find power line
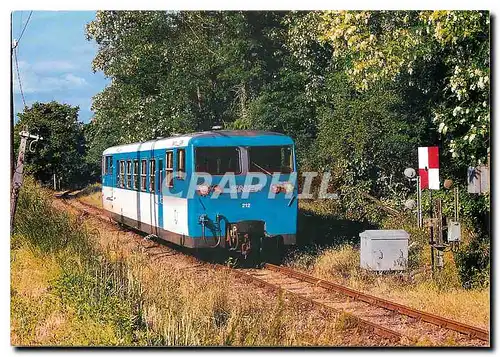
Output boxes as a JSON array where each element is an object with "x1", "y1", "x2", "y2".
[
  {"x1": 13, "y1": 48, "x2": 27, "y2": 109},
  {"x1": 17, "y1": 10, "x2": 32, "y2": 45},
  {"x1": 19, "y1": 12, "x2": 23, "y2": 37},
  {"x1": 12, "y1": 11, "x2": 33, "y2": 111}
]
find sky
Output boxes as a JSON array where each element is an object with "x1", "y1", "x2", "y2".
[{"x1": 11, "y1": 11, "x2": 109, "y2": 123}]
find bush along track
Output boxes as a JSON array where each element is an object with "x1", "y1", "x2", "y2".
[
  {"x1": 53, "y1": 186, "x2": 488, "y2": 347},
  {"x1": 11, "y1": 178, "x2": 161, "y2": 346},
  {"x1": 12, "y1": 180, "x2": 396, "y2": 346}
]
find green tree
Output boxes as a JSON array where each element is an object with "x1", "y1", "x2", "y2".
[
  {"x1": 86, "y1": 11, "x2": 289, "y2": 153},
  {"x1": 15, "y1": 101, "x2": 89, "y2": 188},
  {"x1": 286, "y1": 10, "x2": 490, "y2": 287},
  {"x1": 294, "y1": 10, "x2": 490, "y2": 169},
  {"x1": 282, "y1": 13, "x2": 435, "y2": 191},
  {"x1": 240, "y1": 59, "x2": 317, "y2": 166}
]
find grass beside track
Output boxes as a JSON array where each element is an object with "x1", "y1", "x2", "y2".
[
  {"x1": 11, "y1": 179, "x2": 157, "y2": 346},
  {"x1": 11, "y1": 179, "x2": 388, "y2": 347},
  {"x1": 289, "y1": 201, "x2": 490, "y2": 332},
  {"x1": 77, "y1": 183, "x2": 102, "y2": 208}
]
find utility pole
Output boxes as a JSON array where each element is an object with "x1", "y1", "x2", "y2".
[
  {"x1": 416, "y1": 175, "x2": 423, "y2": 228},
  {"x1": 10, "y1": 14, "x2": 15, "y2": 179},
  {"x1": 10, "y1": 130, "x2": 41, "y2": 231}
]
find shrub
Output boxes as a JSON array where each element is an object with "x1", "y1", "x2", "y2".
[
  {"x1": 12, "y1": 178, "x2": 157, "y2": 346},
  {"x1": 454, "y1": 235, "x2": 490, "y2": 289},
  {"x1": 314, "y1": 245, "x2": 359, "y2": 280}
]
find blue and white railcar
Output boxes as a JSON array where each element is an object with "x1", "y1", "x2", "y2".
[{"x1": 101, "y1": 130, "x2": 297, "y2": 258}]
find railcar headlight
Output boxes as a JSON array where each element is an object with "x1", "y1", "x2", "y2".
[
  {"x1": 282, "y1": 182, "x2": 294, "y2": 194},
  {"x1": 197, "y1": 184, "x2": 210, "y2": 196},
  {"x1": 271, "y1": 184, "x2": 281, "y2": 194}
]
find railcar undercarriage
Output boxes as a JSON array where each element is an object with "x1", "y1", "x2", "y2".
[
  {"x1": 225, "y1": 220, "x2": 284, "y2": 264},
  {"x1": 198, "y1": 214, "x2": 284, "y2": 263}
]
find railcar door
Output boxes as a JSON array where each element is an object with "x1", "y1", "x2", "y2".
[
  {"x1": 149, "y1": 154, "x2": 164, "y2": 236},
  {"x1": 148, "y1": 157, "x2": 158, "y2": 235},
  {"x1": 109, "y1": 156, "x2": 114, "y2": 209},
  {"x1": 156, "y1": 157, "x2": 164, "y2": 235},
  {"x1": 102, "y1": 155, "x2": 114, "y2": 211}
]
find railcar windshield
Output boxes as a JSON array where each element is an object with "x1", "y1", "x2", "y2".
[
  {"x1": 195, "y1": 147, "x2": 241, "y2": 175},
  {"x1": 248, "y1": 145, "x2": 293, "y2": 174}
]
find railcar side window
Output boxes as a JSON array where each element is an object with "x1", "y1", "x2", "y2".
[
  {"x1": 126, "y1": 161, "x2": 132, "y2": 188},
  {"x1": 106, "y1": 156, "x2": 113, "y2": 174},
  {"x1": 248, "y1": 146, "x2": 293, "y2": 174},
  {"x1": 149, "y1": 159, "x2": 156, "y2": 192},
  {"x1": 177, "y1": 149, "x2": 185, "y2": 178},
  {"x1": 103, "y1": 156, "x2": 113, "y2": 175},
  {"x1": 158, "y1": 159, "x2": 163, "y2": 192},
  {"x1": 133, "y1": 160, "x2": 139, "y2": 190},
  {"x1": 119, "y1": 161, "x2": 125, "y2": 188},
  {"x1": 166, "y1": 151, "x2": 174, "y2": 188},
  {"x1": 141, "y1": 160, "x2": 147, "y2": 191},
  {"x1": 195, "y1": 147, "x2": 241, "y2": 175}
]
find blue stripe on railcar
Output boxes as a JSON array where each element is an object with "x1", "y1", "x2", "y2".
[
  {"x1": 189, "y1": 134, "x2": 293, "y2": 149},
  {"x1": 187, "y1": 173, "x2": 298, "y2": 239},
  {"x1": 102, "y1": 131, "x2": 298, "y2": 249}
]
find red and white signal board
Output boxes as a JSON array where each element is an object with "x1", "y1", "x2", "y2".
[{"x1": 418, "y1": 146, "x2": 440, "y2": 190}]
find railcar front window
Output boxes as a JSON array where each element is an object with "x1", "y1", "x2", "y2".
[
  {"x1": 195, "y1": 147, "x2": 241, "y2": 175},
  {"x1": 248, "y1": 146, "x2": 293, "y2": 174},
  {"x1": 106, "y1": 156, "x2": 113, "y2": 174}
]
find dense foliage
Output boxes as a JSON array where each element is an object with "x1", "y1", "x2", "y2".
[
  {"x1": 15, "y1": 11, "x2": 488, "y2": 287},
  {"x1": 86, "y1": 11, "x2": 290, "y2": 156},
  {"x1": 14, "y1": 101, "x2": 96, "y2": 187},
  {"x1": 296, "y1": 10, "x2": 490, "y2": 169},
  {"x1": 86, "y1": 10, "x2": 489, "y2": 190}
]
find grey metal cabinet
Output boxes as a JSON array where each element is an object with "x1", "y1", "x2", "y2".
[{"x1": 360, "y1": 230, "x2": 409, "y2": 271}]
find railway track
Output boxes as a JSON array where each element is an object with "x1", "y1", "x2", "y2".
[
  {"x1": 233, "y1": 264, "x2": 489, "y2": 346},
  {"x1": 264, "y1": 264, "x2": 489, "y2": 342},
  {"x1": 55, "y1": 192, "x2": 489, "y2": 346},
  {"x1": 231, "y1": 266, "x2": 405, "y2": 343}
]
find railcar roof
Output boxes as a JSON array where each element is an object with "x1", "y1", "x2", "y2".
[
  {"x1": 189, "y1": 130, "x2": 286, "y2": 138},
  {"x1": 102, "y1": 130, "x2": 292, "y2": 155}
]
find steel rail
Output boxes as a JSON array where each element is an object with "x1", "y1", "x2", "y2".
[
  {"x1": 55, "y1": 195, "x2": 488, "y2": 343},
  {"x1": 231, "y1": 269, "x2": 405, "y2": 342},
  {"x1": 264, "y1": 263, "x2": 489, "y2": 342},
  {"x1": 57, "y1": 194, "x2": 114, "y2": 224},
  {"x1": 57, "y1": 197, "x2": 405, "y2": 343}
]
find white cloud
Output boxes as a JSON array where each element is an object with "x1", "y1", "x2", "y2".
[
  {"x1": 13, "y1": 60, "x2": 87, "y2": 94},
  {"x1": 64, "y1": 73, "x2": 87, "y2": 86},
  {"x1": 31, "y1": 60, "x2": 77, "y2": 72}
]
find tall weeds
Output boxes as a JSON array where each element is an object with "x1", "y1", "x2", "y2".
[
  {"x1": 12, "y1": 178, "x2": 156, "y2": 346},
  {"x1": 12, "y1": 179, "x2": 383, "y2": 346}
]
